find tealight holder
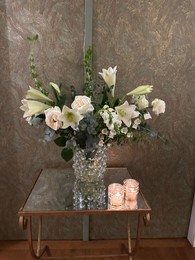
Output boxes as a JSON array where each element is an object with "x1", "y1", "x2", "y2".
[
  {"x1": 124, "y1": 199, "x2": 138, "y2": 209},
  {"x1": 108, "y1": 183, "x2": 124, "y2": 206},
  {"x1": 123, "y1": 179, "x2": 139, "y2": 201}
]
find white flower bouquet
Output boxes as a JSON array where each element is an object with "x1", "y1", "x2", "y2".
[{"x1": 20, "y1": 36, "x2": 166, "y2": 161}]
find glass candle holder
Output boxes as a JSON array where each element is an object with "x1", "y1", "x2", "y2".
[
  {"x1": 123, "y1": 179, "x2": 139, "y2": 201},
  {"x1": 124, "y1": 199, "x2": 138, "y2": 209},
  {"x1": 108, "y1": 183, "x2": 124, "y2": 206}
]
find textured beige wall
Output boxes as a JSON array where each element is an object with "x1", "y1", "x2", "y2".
[{"x1": 0, "y1": 0, "x2": 195, "y2": 240}]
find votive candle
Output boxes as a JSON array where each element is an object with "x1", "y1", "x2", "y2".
[
  {"x1": 108, "y1": 183, "x2": 124, "y2": 206},
  {"x1": 123, "y1": 179, "x2": 139, "y2": 201}
]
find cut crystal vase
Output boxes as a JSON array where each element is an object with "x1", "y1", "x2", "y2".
[{"x1": 72, "y1": 145, "x2": 107, "y2": 209}]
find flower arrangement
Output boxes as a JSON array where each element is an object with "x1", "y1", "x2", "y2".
[{"x1": 20, "y1": 36, "x2": 166, "y2": 161}]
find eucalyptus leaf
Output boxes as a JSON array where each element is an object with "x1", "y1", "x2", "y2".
[
  {"x1": 61, "y1": 148, "x2": 73, "y2": 162},
  {"x1": 54, "y1": 137, "x2": 66, "y2": 147}
]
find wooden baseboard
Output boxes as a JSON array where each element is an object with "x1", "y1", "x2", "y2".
[{"x1": 0, "y1": 238, "x2": 192, "y2": 249}]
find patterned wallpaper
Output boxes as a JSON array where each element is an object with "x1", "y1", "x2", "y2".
[{"x1": 0, "y1": 0, "x2": 195, "y2": 240}]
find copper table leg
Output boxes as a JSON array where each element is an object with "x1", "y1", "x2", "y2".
[
  {"x1": 127, "y1": 212, "x2": 150, "y2": 259},
  {"x1": 19, "y1": 215, "x2": 47, "y2": 259}
]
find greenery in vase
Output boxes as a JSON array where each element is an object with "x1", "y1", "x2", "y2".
[{"x1": 20, "y1": 35, "x2": 167, "y2": 161}]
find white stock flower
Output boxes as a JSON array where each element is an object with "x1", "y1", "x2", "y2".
[
  {"x1": 100, "y1": 110, "x2": 109, "y2": 125},
  {"x1": 100, "y1": 107, "x2": 121, "y2": 130},
  {"x1": 44, "y1": 106, "x2": 62, "y2": 131},
  {"x1": 115, "y1": 101, "x2": 140, "y2": 127},
  {"x1": 121, "y1": 127, "x2": 128, "y2": 134},
  {"x1": 109, "y1": 129, "x2": 116, "y2": 139},
  {"x1": 151, "y1": 98, "x2": 166, "y2": 116},
  {"x1": 102, "y1": 128, "x2": 109, "y2": 135},
  {"x1": 99, "y1": 66, "x2": 117, "y2": 97},
  {"x1": 26, "y1": 86, "x2": 53, "y2": 102},
  {"x1": 20, "y1": 99, "x2": 51, "y2": 117},
  {"x1": 98, "y1": 140, "x2": 105, "y2": 147},
  {"x1": 61, "y1": 105, "x2": 83, "y2": 130},
  {"x1": 25, "y1": 116, "x2": 32, "y2": 125},
  {"x1": 132, "y1": 118, "x2": 141, "y2": 129},
  {"x1": 71, "y1": 95, "x2": 94, "y2": 114},
  {"x1": 127, "y1": 132, "x2": 133, "y2": 138},
  {"x1": 144, "y1": 112, "x2": 152, "y2": 120},
  {"x1": 134, "y1": 95, "x2": 149, "y2": 110}
]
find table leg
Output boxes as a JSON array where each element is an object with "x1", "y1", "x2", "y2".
[
  {"x1": 127, "y1": 214, "x2": 132, "y2": 260},
  {"x1": 127, "y1": 212, "x2": 150, "y2": 258},
  {"x1": 19, "y1": 215, "x2": 48, "y2": 259},
  {"x1": 83, "y1": 215, "x2": 89, "y2": 241}
]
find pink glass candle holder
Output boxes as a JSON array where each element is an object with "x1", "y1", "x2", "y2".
[
  {"x1": 123, "y1": 179, "x2": 139, "y2": 201},
  {"x1": 124, "y1": 199, "x2": 138, "y2": 209},
  {"x1": 108, "y1": 183, "x2": 124, "y2": 206}
]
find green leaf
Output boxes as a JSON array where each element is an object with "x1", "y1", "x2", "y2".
[
  {"x1": 70, "y1": 85, "x2": 77, "y2": 100},
  {"x1": 113, "y1": 98, "x2": 121, "y2": 107},
  {"x1": 84, "y1": 46, "x2": 92, "y2": 84},
  {"x1": 61, "y1": 148, "x2": 73, "y2": 162},
  {"x1": 58, "y1": 94, "x2": 66, "y2": 109},
  {"x1": 54, "y1": 137, "x2": 66, "y2": 147},
  {"x1": 101, "y1": 87, "x2": 110, "y2": 107},
  {"x1": 27, "y1": 34, "x2": 38, "y2": 42}
]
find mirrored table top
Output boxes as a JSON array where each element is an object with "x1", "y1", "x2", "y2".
[{"x1": 19, "y1": 168, "x2": 151, "y2": 216}]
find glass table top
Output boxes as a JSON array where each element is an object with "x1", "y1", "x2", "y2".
[{"x1": 20, "y1": 168, "x2": 151, "y2": 215}]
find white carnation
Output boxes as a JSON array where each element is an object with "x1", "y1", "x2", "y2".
[{"x1": 152, "y1": 98, "x2": 166, "y2": 116}]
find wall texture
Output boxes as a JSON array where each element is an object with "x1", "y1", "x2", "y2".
[{"x1": 0, "y1": 0, "x2": 195, "y2": 240}]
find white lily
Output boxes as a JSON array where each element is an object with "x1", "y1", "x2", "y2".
[
  {"x1": 49, "y1": 82, "x2": 61, "y2": 94},
  {"x1": 126, "y1": 85, "x2": 153, "y2": 96},
  {"x1": 26, "y1": 86, "x2": 53, "y2": 102},
  {"x1": 115, "y1": 101, "x2": 140, "y2": 127},
  {"x1": 61, "y1": 105, "x2": 83, "y2": 130},
  {"x1": 20, "y1": 99, "x2": 52, "y2": 117},
  {"x1": 99, "y1": 66, "x2": 117, "y2": 97}
]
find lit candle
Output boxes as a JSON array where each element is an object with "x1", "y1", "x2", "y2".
[
  {"x1": 125, "y1": 199, "x2": 138, "y2": 209},
  {"x1": 108, "y1": 183, "x2": 124, "y2": 206},
  {"x1": 123, "y1": 179, "x2": 139, "y2": 201}
]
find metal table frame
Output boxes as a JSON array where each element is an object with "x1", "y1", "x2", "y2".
[{"x1": 18, "y1": 168, "x2": 151, "y2": 259}]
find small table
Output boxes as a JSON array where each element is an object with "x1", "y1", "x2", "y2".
[{"x1": 18, "y1": 168, "x2": 151, "y2": 259}]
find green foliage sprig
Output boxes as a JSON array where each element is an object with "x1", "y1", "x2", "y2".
[{"x1": 27, "y1": 34, "x2": 48, "y2": 96}]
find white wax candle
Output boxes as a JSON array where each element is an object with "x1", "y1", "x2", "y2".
[
  {"x1": 108, "y1": 183, "x2": 124, "y2": 206},
  {"x1": 110, "y1": 192, "x2": 124, "y2": 206}
]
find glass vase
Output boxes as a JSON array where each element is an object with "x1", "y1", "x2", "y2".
[{"x1": 72, "y1": 145, "x2": 107, "y2": 209}]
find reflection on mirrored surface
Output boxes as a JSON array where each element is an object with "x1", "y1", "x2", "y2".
[{"x1": 22, "y1": 168, "x2": 150, "y2": 212}]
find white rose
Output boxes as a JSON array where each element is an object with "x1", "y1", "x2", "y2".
[
  {"x1": 136, "y1": 95, "x2": 149, "y2": 110},
  {"x1": 44, "y1": 106, "x2": 62, "y2": 131},
  {"x1": 151, "y1": 98, "x2": 166, "y2": 116},
  {"x1": 71, "y1": 95, "x2": 94, "y2": 114}
]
